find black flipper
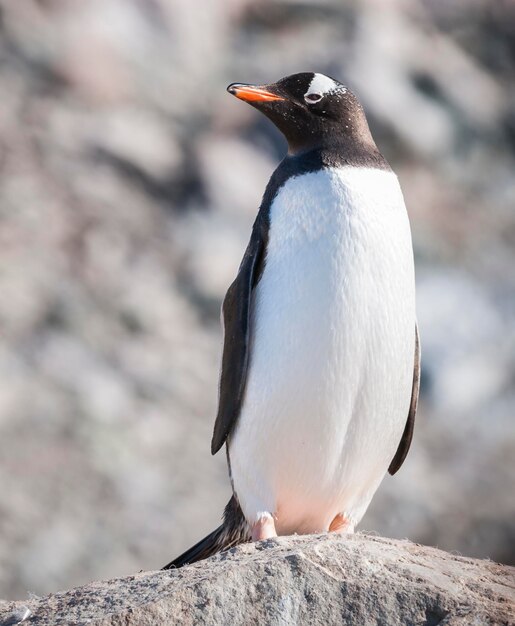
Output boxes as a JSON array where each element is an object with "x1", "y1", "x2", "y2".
[
  {"x1": 162, "y1": 496, "x2": 249, "y2": 569},
  {"x1": 210, "y1": 213, "x2": 268, "y2": 455},
  {"x1": 388, "y1": 323, "x2": 421, "y2": 475}
]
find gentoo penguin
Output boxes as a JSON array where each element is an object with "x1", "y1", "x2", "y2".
[{"x1": 163, "y1": 72, "x2": 420, "y2": 569}]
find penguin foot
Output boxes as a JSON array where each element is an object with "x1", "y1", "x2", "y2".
[
  {"x1": 329, "y1": 513, "x2": 354, "y2": 534},
  {"x1": 251, "y1": 513, "x2": 277, "y2": 540}
]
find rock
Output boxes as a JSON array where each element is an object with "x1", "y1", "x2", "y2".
[{"x1": 1, "y1": 534, "x2": 513, "y2": 626}]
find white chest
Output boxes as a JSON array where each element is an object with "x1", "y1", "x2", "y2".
[{"x1": 229, "y1": 166, "x2": 416, "y2": 533}]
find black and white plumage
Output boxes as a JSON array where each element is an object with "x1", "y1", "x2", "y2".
[{"x1": 164, "y1": 72, "x2": 420, "y2": 570}]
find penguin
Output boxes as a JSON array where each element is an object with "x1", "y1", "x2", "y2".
[{"x1": 163, "y1": 72, "x2": 420, "y2": 569}]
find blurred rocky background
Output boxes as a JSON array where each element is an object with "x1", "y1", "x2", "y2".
[{"x1": 0, "y1": 0, "x2": 513, "y2": 601}]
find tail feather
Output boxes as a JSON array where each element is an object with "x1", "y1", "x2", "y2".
[
  {"x1": 162, "y1": 496, "x2": 249, "y2": 570},
  {"x1": 162, "y1": 525, "x2": 229, "y2": 569}
]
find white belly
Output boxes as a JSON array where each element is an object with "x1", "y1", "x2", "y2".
[{"x1": 228, "y1": 166, "x2": 416, "y2": 534}]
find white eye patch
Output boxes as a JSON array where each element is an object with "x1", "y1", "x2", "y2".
[{"x1": 303, "y1": 73, "x2": 346, "y2": 104}]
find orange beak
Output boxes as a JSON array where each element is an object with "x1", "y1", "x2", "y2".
[{"x1": 227, "y1": 83, "x2": 284, "y2": 103}]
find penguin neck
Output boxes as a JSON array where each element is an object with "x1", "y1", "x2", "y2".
[
  {"x1": 287, "y1": 127, "x2": 376, "y2": 155},
  {"x1": 285, "y1": 135, "x2": 389, "y2": 172}
]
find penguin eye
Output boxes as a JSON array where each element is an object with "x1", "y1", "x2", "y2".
[{"x1": 305, "y1": 93, "x2": 322, "y2": 104}]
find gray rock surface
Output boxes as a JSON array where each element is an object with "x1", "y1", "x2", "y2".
[{"x1": 2, "y1": 534, "x2": 515, "y2": 626}]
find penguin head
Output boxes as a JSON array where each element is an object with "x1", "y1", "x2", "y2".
[{"x1": 227, "y1": 72, "x2": 374, "y2": 155}]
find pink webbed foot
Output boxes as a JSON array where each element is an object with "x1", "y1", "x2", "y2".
[
  {"x1": 329, "y1": 513, "x2": 355, "y2": 534},
  {"x1": 251, "y1": 513, "x2": 277, "y2": 541}
]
